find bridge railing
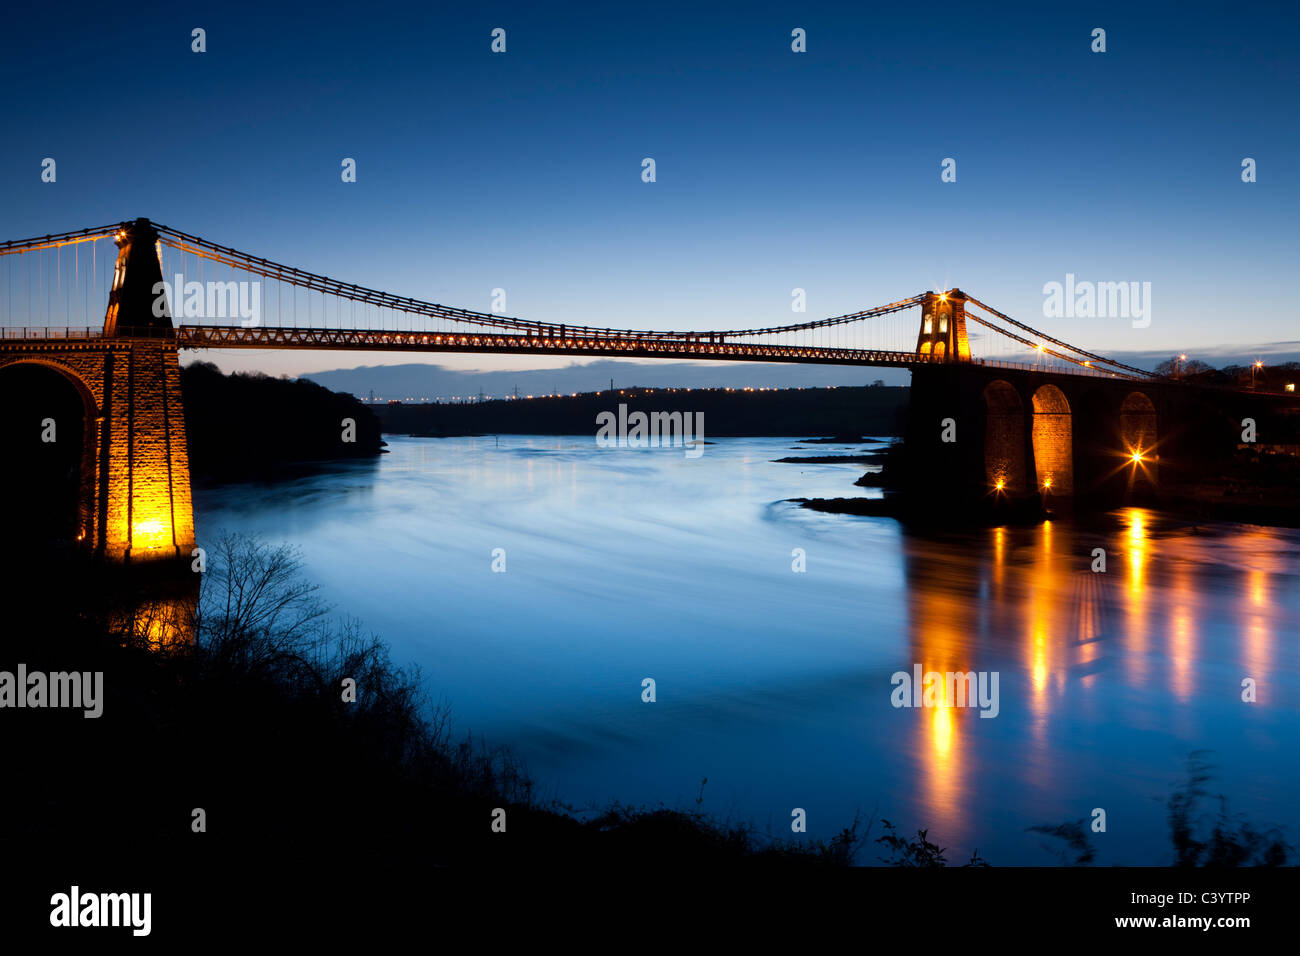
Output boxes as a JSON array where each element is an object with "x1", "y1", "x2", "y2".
[
  {"x1": 1, "y1": 327, "x2": 105, "y2": 340},
  {"x1": 971, "y1": 356, "x2": 1147, "y2": 380},
  {"x1": 0, "y1": 327, "x2": 181, "y2": 341}
]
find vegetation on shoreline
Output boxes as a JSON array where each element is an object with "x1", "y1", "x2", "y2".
[
  {"x1": 1154, "y1": 357, "x2": 1299, "y2": 391},
  {"x1": 1029, "y1": 754, "x2": 1292, "y2": 867},
  {"x1": 181, "y1": 361, "x2": 385, "y2": 483},
  {"x1": 375, "y1": 384, "x2": 910, "y2": 438}
]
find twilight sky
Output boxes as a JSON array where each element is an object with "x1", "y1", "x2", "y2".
[{"x1": 2, "y1": 1, "x2": 1296, "y2": 381}]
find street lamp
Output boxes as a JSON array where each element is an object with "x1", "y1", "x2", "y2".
[{"x1": 1253, "y1": 360, "x2": 1263, "y2": 389}]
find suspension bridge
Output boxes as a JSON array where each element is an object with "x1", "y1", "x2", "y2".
[
  {"x1": 2, "y1": 218, "x2": 1152, "y2": 377},
  {"x1": 0, "y1": 218, "x2": 1290, "y2": 562}
]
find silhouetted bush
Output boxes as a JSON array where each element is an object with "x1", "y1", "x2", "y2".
[
  {"x1": 877, "y1": 819, "x2": 989, "y2": 867},
  {"x1": 1168, "y1": 753, "x2": 1291, "y2": 867},
  {"x1": 1030, "y1": 754, "x2": 1291, "y2": 867}
]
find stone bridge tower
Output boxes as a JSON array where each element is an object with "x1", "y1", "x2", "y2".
[
  {"x1": 0, "y1": 218, "x2": 195, "y2": 562},
  {"x1": 915, "y1": 289, "x2": 972, "y2": 362}
]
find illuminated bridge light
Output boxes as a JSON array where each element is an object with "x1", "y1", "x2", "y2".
[{"x1": 131, "y1": 518, "x2": 170, "y2": 551}]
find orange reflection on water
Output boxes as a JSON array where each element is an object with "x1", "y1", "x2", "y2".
[
  {"x1": 931, "y1": 683, "x2": 955, "y2": 756},
  {"x1": 992, "y1": 526, "x2": 1005, "y2": 595},
  {"x1": 905, "y1": 563, "x2": 971, "y2": 838},
  {"x1": 916, "y1": 666, "x2": 963, "y2": 839},
  {"x1": 1238, "y1": 531, "x2": 1278, "y2": 697},
  {"x1": 1126, "y1": 508, "x2": 1147, "y2": 595},
  {"x1": 1122, "y1": 508, "x2": 1150, "y2": 687},
  {"x1": 898, "y1": 504, "x2": 1296, "y2": 860},
  {"x1": 116, "y1": 593, "x2": 197, "y2": 649},
  {"x1": 1027, "y1": 521, "x2": 1056, "y2": 704},
  {"x1": 1168, "y1": 587, "x2": 1195, "y2": 701}
]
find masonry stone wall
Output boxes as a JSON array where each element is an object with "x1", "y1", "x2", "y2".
[{"x1": 0, "y1": 338, "x2": 195, "y2": 562}]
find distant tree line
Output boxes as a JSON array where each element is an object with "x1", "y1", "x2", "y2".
[
  {"x1": 1154, "y1": 356, "x2": 1299, "y2": 390},
  {"x1": 181, "y1": 361, "x2": 385, "y2": 482}
]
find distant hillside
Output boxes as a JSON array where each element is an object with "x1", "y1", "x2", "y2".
[
  {"x1": 181, "y1": 361, "x2": 384, "y2": 483},
  {"x1": 302, "y1": 359, "x2": 911, "y2": 401},
  {"x1": 375, "y1": 384, "x2": 909, "y2": 437}
]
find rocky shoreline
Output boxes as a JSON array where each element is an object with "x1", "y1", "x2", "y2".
[{"x1": 783, "y1": 437, "x2": 1300, "y2": 530}]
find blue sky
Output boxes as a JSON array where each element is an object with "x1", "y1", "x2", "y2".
[{"x1": 2, "y1": 0, "x2": 1296, "y2": 380}]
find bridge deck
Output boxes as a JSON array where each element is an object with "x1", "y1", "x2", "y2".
[{"x1": 0, "y1": 326, "x2": 1146, "y2": 379}]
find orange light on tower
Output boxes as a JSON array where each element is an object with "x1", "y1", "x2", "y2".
[{"x1": 131, "y1": 518, "x2": 171, "y2": 551}]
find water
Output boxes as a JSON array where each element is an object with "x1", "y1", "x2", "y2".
[{"x1": 195, "y1": 435, "x2": 1300, "y2": 864}]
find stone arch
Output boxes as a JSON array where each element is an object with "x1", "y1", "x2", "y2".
[
  {"x1": 982, "y1": 379, "x2": 1025, "y2": 494},
  {"x1": 0, "y1": 359, "x2": 99, "y2": 542},
  {"x1": 1120, "y1": 390, "x2": 1158, "y2": 489},
  {"x1": 0, "y1": 356, "x2": 101, "y2": 418},
  {"x1": 1120, "y1": 391, "x2": 1157, "y2": 457},
  {"x1": 934, "y1": 340, "x2": 947, "y2": 360},
  {"x1": 1031, "y1": 384, "x2": 1073, "y2": 494},
  {"x1": 919, "y1": 341, "x2": 932, "y2": 355}
]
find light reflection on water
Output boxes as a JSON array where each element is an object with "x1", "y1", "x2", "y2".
[{"x1": 195, "y1": 435, "x2": 1300, "y2": 864}]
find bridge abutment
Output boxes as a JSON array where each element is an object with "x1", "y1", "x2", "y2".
[
  {"x1": 0, "y1": 341, "x2": 196, "y2": 562},
  {"x1": 102, "y1": 340, "x2": 196, "y2": 562},
  {"x1": 901, "y1": 364, "x2": 1177, "y2": 517}
]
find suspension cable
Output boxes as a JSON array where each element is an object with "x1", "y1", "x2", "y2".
[
  {"x1": 964, "y1": 295, "x2": 1152, "y2": 379},
  {"x1": 0, "y1": 223, "x2": 125, "y2": 257}
]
